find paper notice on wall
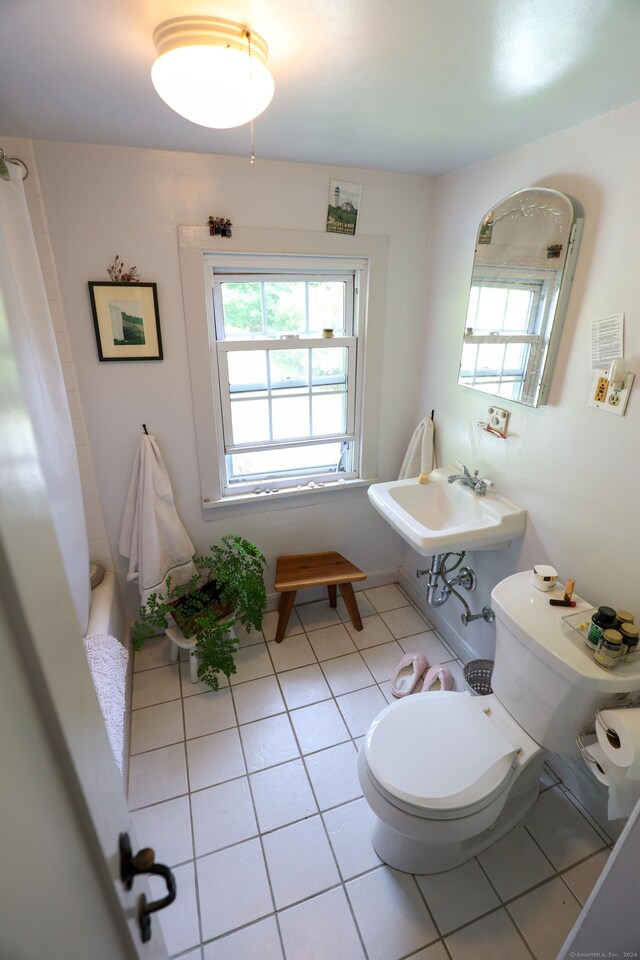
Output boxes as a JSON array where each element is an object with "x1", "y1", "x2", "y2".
[{"x1": 591, "y1": 314, "x2": 624, "y2": 370}]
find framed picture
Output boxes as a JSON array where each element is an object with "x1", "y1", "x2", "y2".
[
  {"x1": 88, "y1": 282, "x2": 163, "y2": 361},
  {"x1": 326, "y1": 179, "x2": 362, "y2": 236}
]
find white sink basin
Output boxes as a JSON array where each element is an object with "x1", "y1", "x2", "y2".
[{"x1": 368, "y1": 467, "x2": 526, "y2": 555}]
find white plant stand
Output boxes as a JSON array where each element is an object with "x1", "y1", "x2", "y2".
[{"x1": 165, "y1": 617, "x2": 236, "y2": 684}]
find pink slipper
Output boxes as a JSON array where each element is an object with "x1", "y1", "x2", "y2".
[
  {"x1": 421, "y1": 664, "x2": 454, "y2": 693},
  {"x1": 390, "y1": 652, "x2": 428, "y2": 698}
]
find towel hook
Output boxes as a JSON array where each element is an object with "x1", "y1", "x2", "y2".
[
  {"x1": 0, "y1": 149, "x2": 29, "y2": 180},
  {"x1": 142, "y1": 424, "x2": 149, "y2": 435}
]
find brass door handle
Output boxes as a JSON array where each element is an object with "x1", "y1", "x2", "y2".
[{"x1": 119, "y1": 832, "x2": 177, "y2": 943}]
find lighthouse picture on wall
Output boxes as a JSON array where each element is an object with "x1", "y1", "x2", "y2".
[{"x1": 326, "y1": 179, "x2": 362, "y2": 236}]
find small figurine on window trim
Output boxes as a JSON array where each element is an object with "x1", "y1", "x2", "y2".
[{"x1": 208, "y1": 216, "x2": 232, "y2": 238}]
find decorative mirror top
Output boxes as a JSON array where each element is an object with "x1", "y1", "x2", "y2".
[{"x1": 459, "y1": 187, "x2": 581, "y2": 408}]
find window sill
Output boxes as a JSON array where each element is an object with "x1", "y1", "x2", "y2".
[{"x1": 202, "y1": 477, "x2": 376, "y2": 513}]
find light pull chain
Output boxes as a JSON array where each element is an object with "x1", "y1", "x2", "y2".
[{"x1": 246, "y1": 30, "x2": 256, "y2": 164}]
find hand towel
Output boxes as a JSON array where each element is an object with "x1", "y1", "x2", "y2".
[
  {"x1": 398, "y1": 417, "x2": 435, "y2": 480},
  {"x1": 119, "y1": 434, "x2": 198, "y2": 603}
]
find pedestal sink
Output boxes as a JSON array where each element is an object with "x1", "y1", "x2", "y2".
[{"x1": 368, "y1": 467, "x2": 526, "y2": 555}]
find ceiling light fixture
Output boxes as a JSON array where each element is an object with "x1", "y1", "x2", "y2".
[{"x1": 151, "y1": 16, "x2": 274, "y2": 129}]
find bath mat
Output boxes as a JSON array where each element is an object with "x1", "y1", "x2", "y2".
[{"x1": 83, "y1": 633, "x2": 129, "y2": 774}]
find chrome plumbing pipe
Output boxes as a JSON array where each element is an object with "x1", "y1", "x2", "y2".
[
  {"x1": 426, "y1": 552, "x2": 464, "y2": 607},
  {"x1": 417, "y1": 552, "x2": 495, "y2": 625}
]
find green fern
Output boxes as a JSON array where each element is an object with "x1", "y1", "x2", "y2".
[{"x1": 132, "y1": 535, "x2": 267, "y2": 690}]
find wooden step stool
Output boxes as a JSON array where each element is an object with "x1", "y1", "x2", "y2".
[{"x1": 274, "y1": 551, "x2": 367, "y2": 643}]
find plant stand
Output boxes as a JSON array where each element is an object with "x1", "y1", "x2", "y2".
[{"x1": 166, "y1": 618, "x2": 236, "y2": 684}]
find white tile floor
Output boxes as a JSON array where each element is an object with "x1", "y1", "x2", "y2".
[{"x1": 129, "y1": 583, "x2": 613, "y2": 960}]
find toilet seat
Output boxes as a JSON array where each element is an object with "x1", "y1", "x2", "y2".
[{"x1": 364, "y1": 691, "x2": 521, "y2": 818}]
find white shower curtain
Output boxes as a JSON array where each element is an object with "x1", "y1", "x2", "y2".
[{"x1": 0, "y1": 161, "x2": 89, "y2": 632}]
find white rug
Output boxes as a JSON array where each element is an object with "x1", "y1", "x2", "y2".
[{"x1": 83, "y1": 633, "x2": 129, "y2": 774}]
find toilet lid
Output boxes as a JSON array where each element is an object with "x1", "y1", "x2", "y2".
[{"x1": 364, "y1": 691, "x2": 519, "y2": 812}]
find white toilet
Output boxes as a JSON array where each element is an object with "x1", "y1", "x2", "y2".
[{"x1": 358, "y1": 571, "x2": 640, "y2": 874}]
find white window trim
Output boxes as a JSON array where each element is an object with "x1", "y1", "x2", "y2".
[
  {"x1": 211, "y1": 264, "x2": 361, "y2": 495},
  {"x1": 178, "y1": 226, "x2": 389, "y2": 512}
]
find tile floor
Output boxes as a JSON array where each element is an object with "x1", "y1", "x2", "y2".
[{"x1": 128, "y1": 582, "x2": 613, "y2": 960}]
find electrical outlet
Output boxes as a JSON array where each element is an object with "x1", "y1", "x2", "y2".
[
  {"x1": 594, "y1": 377, "x2": 608, "y2": 403},
  {"x1": 588, "y1": 370, "x2": 635, "y2": 416},
  {"x1": 487, "y1": 405, "x2": 510, "y2": 435}
]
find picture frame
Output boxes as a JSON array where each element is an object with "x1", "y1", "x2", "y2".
[
  {"x1": 88, "y1": 281, "x2": 163, "y2": 361},
  {"x1": 326, "y1": 179, "x2": 362, "y2": 236}
]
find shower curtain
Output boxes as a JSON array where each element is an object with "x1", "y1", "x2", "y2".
[{"x1": 0, "y1": 160, "x2": 89, "y2": 631}]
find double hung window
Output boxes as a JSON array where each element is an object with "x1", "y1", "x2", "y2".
[{"x1": 208, "y1": 256, "x2": 365, "y2": 496}]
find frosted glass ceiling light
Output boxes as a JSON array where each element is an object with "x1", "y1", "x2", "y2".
[{"x1": 151, "y1": 16, "x2": 274, "y2": 129}]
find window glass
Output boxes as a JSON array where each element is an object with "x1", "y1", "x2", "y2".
[
  {"x1": 220, "y1": 282, "x2": 263, "y2": 338},
  {"x1": 264, "y1": 282, "x2": 306, "y2": 336}
]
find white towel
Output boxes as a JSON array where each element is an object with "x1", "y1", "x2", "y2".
[
  {"x1": 398, "y1": 417, "x2": 435, "y2": 479},
  {"x1": 83, "y1": 634, "x2": 128, "y2": 775},
  {"x1": 119, "y1": 434, "x2": 198, "y2": 603}
]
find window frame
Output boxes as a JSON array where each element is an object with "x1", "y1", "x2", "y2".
[
  {"x1": 178, "y1": 229, "x2": 387, "y2": 511},
  {"x1": 210, "y1": 261, "x2": 364, "y2": 496}
]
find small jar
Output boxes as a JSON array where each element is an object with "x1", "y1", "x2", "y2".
[
  {"x1": 594, "y1": 629, "x2": 623, "y2": 668},
  {"x1": 586, "y1": 606, "x2": 617, "y2": 651},
  {"x1": 616, "y1": 610, "x2": 635, "y2": 630},
  {"x1": 621, "y1": 623, "x2": 640, "y2": 661}
]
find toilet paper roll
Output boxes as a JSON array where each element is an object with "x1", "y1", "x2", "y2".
[
  {"x1": 581, "y1": 736, "x2": 640, "y2": 819},
  {"x1": 582, "y1": 741, "x2": 611, "y2": 786},
  {"x1": 608, "y1": 774, "x2": 640, "y2": 820},
  {"x1": 596, "y1": 707, "x2": 640, "y2": 780}
]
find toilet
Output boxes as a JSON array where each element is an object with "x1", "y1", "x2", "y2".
[{"x1": 358, "y1": 571, "x2": 640, "y2": 874}]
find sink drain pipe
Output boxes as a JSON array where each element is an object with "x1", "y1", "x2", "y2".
[{"x1": 417, "y1": 552, "x2": 495, "y2": 626}]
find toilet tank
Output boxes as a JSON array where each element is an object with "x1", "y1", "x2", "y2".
[{"x1": 491, "y1": 572, "x2": 640, "y2": 756}]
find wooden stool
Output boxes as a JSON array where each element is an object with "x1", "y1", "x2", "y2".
[{"x1": 274, "y1": 551, "x2": 367, "y2": 643}]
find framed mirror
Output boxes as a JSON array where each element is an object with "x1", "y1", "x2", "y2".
[{"x1": 458, "y1": 187, "x2": 582, "y2": 407}]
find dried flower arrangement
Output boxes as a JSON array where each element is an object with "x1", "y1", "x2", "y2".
[{"x1": 107, "y1": 255, "x2": 140, "y2": 283}]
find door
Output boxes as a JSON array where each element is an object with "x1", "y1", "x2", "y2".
[
  {"x1": 0, "y1": 292, "x2": 170, "y2": 959},
  {"x1": 558, "y1": 795, "x2": 640, "y2": 956}
]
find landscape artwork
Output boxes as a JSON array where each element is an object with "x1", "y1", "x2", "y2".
[
  {"x1": 326, "y1": 179, "x2": 362, "y2": 236},
  {"x1": 109, "y1": 300, "x2": 146, "y2": 345},
  {"x1": 88, "y1": 281, "x2": 163, "y2": 361}
]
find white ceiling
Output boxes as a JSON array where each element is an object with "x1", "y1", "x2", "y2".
[{"x1": 2, "y1": 0, "x2": 640, "y2": 176}]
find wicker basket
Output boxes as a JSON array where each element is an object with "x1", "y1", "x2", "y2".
[{"x1": 463, "y1": 659, "x2": 494, "y2": 696}]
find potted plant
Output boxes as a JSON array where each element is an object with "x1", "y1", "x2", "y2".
[{"x1": 132, "y1": 534, "x2": 267, "y2": 690}]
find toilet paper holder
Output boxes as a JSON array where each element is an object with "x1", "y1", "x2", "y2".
[
  {"x1": 577, "y1": 696, "x2": 640, "y2": 761},
  {"x1": 575, "y1": 732, "x2": 608, "y2": 779}
]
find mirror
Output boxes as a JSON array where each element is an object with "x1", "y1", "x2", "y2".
[{"x1": 458, "y1": 187, "x2": 582, "y2": 407}]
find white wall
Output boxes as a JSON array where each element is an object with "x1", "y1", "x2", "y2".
[
  {"x1": 33, "y1": 142, "x2": 433, "y2": 616},
  {"x1": 407, "y1": 99, "x2": 640, "y2": 662}
]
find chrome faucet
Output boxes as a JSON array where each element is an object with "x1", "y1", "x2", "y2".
[{"x1": 447, "y1": 462, "x2": 493, "y2": 497}]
